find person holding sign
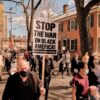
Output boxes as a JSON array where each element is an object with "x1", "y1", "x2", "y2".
[
  {"x1": 33, "y1": 18, "x2": 58, "y2": 100},
  {"x1": 44, "y1": 55, "x2": 54, "y2": 100},
  {"x1": 39, "y1": 55, "x2": 54, "y2": 100}
]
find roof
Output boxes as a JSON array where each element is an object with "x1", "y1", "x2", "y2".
[
  {"x1": 53, "y1": 4, "x2": 100, "y2": 22},
  {"x1": 52, "y1": 10, "x2": 76, "y2": 22}
]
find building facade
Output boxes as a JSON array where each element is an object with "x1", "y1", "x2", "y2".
[
  {"x1": 3, "y1": 36, "x2": 27, "y2": 50},
  {"x1": 53, "y1": 4, "x2": 100, "y2": 56},
  {"x1": 0, "y1": 2, "x2": 5, "y2": 50},
  {"x1": 0, "y1": 2, "x2": 8, "y2": 50},
  {"x1": 0, "y1": 2, "x2": 27, "y2": 50}
]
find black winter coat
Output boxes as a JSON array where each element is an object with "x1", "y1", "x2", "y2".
[{"x1": 2, "y1": 72, "x2": 40, "y2": 100}]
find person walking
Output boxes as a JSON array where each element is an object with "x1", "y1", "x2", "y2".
[
  {"x1": 57, "y1": 61, "x2": 64, "y2": 78},
  {"x1": 39, "y1": 55, "x2": 53, "y2": 100},
  {"x1": 64, "y1": 50, "x2": 71, "y2": 76},
  {"x1": 72, "y1": 61, "x2": 89, "y2": 100},
  {"x1": 88, "y1": 55, "x2": 99, "y2": 86},
  {"x1": 71, "y1": 54, "x2": 79, "y2": 76},
  {"x1": 0, "y1": 51, "x2": 3, "y2": 80},
  {"x1": 44, "y1": 56, "x2": 53, "y2": 100},
  {"x1": 2, "y1": 59, "x2": 45, "y2": 100}
]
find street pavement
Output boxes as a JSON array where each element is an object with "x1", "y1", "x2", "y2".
[
  {"x1": 0, "y1": 72, "x2": 72, "y2": 100},
  {"x1": 0, "y1": 72, "x2": 8, "y2": 100}
]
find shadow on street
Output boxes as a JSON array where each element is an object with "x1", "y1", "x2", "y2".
[
  {"x1": 50, "y1": 85, "x2": 71, "y2": 90},
  {"x1": 48, "y1": 85, "x2": 72, "y2": 100}
]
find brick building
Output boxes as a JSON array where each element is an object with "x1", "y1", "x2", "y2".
[
  {"x1": 0, "y1": 2, "x2": 27, "y2": 50},
  {"x1": 0, "y1": 2, "x2": 7, "y2": 50},
  {"x1": 3, "y1": 36, "x2": 27, "y2": 50},
  {"x1": 53, "y1": 4, "x2": 100, "y2": 56}
]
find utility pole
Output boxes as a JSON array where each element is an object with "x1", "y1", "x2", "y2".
[
  {"x1": 4, "y1": 7, "x2": 16, "y2": 49},
  {"x1": 10, "y1": 7, "x2": 13, "y2": 37},
  {"x1": 5, "y1": 7, "x2": 16, "y2": 37}
]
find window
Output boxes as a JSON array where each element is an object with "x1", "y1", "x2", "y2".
[
  {"x1": 88, "y1": 14, "x2": 94, "y2": 27},
  {"x1": 58, "y1": 40, "x2": 61, "y2": 50},
  {"x1": 70, "y1": 20, "x2": 75, "y2": 30},
  {"x1": 91, "y1": 38, "x2": 93, "y2": 51},
  {"x1": 63, "y1": 39, "x2": 67, "y2": 47},
  {"x1": 98, "y1": 14, "x2": 100, "y2": 27},
  {"x1": 66, "y1": 39, "x2": 70, "y2": 50},
  {"x1": 59, "y1": 23, "x2": 63, "y2": 32},
  {"x1": 70, "y1": 39, "x2": 77, "y2": 51},
  {"x1": 98, "y1": 38, "x2": 100, "y2": 53},
  {"x1": 68, "y1": 19, "x2": 77, "y2": 31}
]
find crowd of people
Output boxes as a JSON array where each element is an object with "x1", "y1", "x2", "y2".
[
  {"x1": 0, "y1": 48, "x2": 100, "y2": 100},
  {"x1": 71, "y1": 53, "x2": 100, "y2": 100},
  {"x1": 1, "y1": 49, "x2": 54, "y2": 100}
]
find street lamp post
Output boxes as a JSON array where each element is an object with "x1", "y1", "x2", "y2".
[{"x1": 5, "y1": 7, "x2": 16, "y2": 49}]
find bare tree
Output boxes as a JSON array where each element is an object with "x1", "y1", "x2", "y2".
[
  {"x1": 2, "y1": 0, "x2": 42, "y2": 50},
  {"x1": 35, "y1": 0, "x2": 58, "y2": 21},
  {"x1": 74, "y1": 0, "x2": 100, "y2": 55}
]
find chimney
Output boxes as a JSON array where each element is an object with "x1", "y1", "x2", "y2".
[{"x1": 63, "y1": 4, "x2": 68, "y2": 14}]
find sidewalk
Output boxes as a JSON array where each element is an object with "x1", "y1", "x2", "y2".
[
  {"x1": 47, "y1": 75, "x2": 72, "y2": 100},
  {"x1": 0, "y1": 72, "x2": 9, "y2": 100}
]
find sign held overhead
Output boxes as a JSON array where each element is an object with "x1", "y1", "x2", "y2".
[{"x1": 33, "y1": 18, "x2": 58, "y2": 55}]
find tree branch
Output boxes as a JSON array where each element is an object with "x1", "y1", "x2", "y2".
[
  {"x1": 20, "y1": 0, "x2": 27, "y2": 11},
  {"x1": 34, "y1": 0, "x2": 42, "y2": 10},
  {"x1": 1, "y1": 0, "x2": 20, "y2": 4},
  {"x1": 85, "y1": 0, "x2": 100, "y2": 16},
  {"x1": 26, "y1": 0, "x2": 30, "y2": 9}
]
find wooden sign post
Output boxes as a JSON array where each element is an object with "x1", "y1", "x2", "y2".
[{"x1": 42, "y1": 55, "x2": 45, "y2": 87}]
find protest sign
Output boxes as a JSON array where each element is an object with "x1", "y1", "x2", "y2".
[{"x1": 33, "y1": 18, "x2": 58, "y2": 55}]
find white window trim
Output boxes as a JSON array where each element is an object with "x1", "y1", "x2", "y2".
[
  {"x1": 59, "y1": 23, "x2": 63, "y2": 32},
  {"x1": 70, "y1": 39, "x2": 76, "y2": 51},
  {"x1": 98, "y1": 14, "x2": 100, "y2": 27},
  {"x1": 63, "y1": 38, "x2": 67, "y2": 46},
  {"x1": 70, "y1": 19, "x2": 76, "y2": 31}
]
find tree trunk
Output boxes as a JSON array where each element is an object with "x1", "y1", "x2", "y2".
[
  {"x1": 27, "y1": 0, "x2": 34, "y2": 51},
  {"x1": 74, "y1": 0, "x2": 100, "y2": 56},
  {"x1": 78, "y1": 14, "x2": 92, "y2": 56},
  {"x1": 24, "y1": 11, "x2": 30, "y2": 50},
  {"x1": 27, "y1": 31, "x2": 30, "y2": 50}
]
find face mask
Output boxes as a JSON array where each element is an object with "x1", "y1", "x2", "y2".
[
  {"x1": 19, "y1": 71, "x2": 29, "y2": 77},
  {"x1": 85, "y1": 69, "x2": 89, "y2": 74}
]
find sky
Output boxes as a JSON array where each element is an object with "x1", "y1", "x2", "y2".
[{"x1": 2, "y1": 0, "x2": 75, "y2": 37}]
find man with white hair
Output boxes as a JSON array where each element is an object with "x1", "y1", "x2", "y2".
[{"x1": 2, "y1": 59, "x2": 45, "y2": 100}]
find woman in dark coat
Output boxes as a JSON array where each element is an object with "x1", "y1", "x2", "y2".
[{"x1": 88, "y1": 55, "x2": 99, "y2": 86}]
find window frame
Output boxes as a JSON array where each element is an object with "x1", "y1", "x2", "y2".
[
  {"x1": 59, "y1": 22, "x2": 63, "y2": 32},
  {"x1": 98, "y1": 14, "x2": 100, "y2": 27},
  {"x1": 88, "y1": 14, "x2": 94, "y2": 27},
  {"x1": 63, "y1": 39, "x2": 67, "y2": 48},
  {"x1": 70, "y1": 39, "x2": 76, "y2": 51},
  {"x1": 98, "y1": 38, "x2": 100, "y2": 53},
  {"x1": 70, "y1": 19, "x2": 76, "y2": 30}
]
